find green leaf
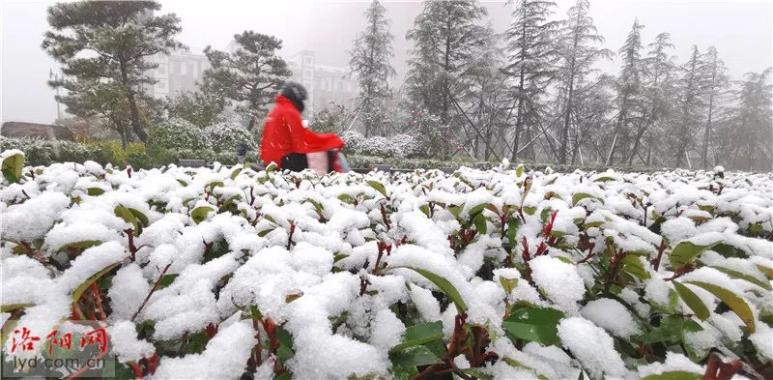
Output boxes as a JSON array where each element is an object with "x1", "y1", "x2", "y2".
[
  {"x1": 622, "y1": 255, "x2": 651, "y2": 281},
  {"x1": 59, "y1": 240, "x2": 101, "y2": 252},
  {"x1": 461, "y1": 368, "x2": 494, "y2": 380},
  {"x1": 669, "y1": 241, "x2": 717, "y2": 269},
  {"x1": 338, "y1": 193, "x2": 355, "y2": 204},
  {"x1": 230, "y1": 167, "x2": 242, "y2": 179},
  {"x1": 639, "y1": 315, "x2": 702, "y2": 344},
  {"x1": 473, "y1": 213, "x2": 487, "y2": 234},
  {"x1": 593, "y1": 174, "x2": 615, "y2": 182},
  {"x1": 499, "y1": 277, "x2": 518, "y2": 295},
  {"x1": 1, "y1": 151, "x2": 24, "y2": 183},
  {"x1": 468, "y1": 203, "x2": 489, "y2": 218},
  {"x1": 366, "y1": 180, "x2": 388, "y2": 198},
  {"x1": 204, "y1": 181, "x2": 224, "y2": 193},
  {"x1": 265, "y1": 162, "x2": 277, "y2": 173},
  {"x1": 506, "y1": 218, "x2": 520, "y2": 248},
  {"x1": 757, "y1": 264, "x2": 773, "y2": 280},
  {"x1": 540, "y1": 208, "x2": 552, "y2": 223},
  {"x1": 0, "y1": 303, "x2": 33, "y2": 313},
  {"x1": 391, "y1": 321, "x2": 443, "y2": 353},
  {"x1": 419, "y1": 204, "x2": 431, "y2": 218},
  {"x1": 448, "y1": 205, "x2": 462, "y2": 219},
  {"x1": 306, "y1": 199, "x2": 324, "y2": 215},
  {"x1": 390, "y1": 345, "x2": 440, "y2": 368},
  {"x1": 114, "y1": 205, "x2": 137, "y2": 228},
  {"x1": 673, "y1": 281, "x2": 710, "y2": 321},
  {"x1": 191, "y1": 206, "x2": 215, "y2": 224},
  {"x1": 710, "y1": 266, "x2": 772, "y2": 291},
  {"x1": 641, "y1": 371, "x2": 701, "y2": 380},
  {"x1": 396, "y1": 267, "x2": 467, "y2": 313},
  {"x1": 158, "y1": 274, "x2": 178, "y2": 289},
  {"x1": 523, "y1": 206, "x2": 536, "y2": 215},
  {"x1": 571, "y1": 192, "x2": 600, "y2": 206},
  {"x1": 87, "y1": 187, "x2": 105, "y2": 196},
  {"x1": 502, "y1": 306, "x2": 564, "y2": 346},
  {"x1": 685, "y1": 281, "x2": 756, "y2": 333},
  {"x1": 515, "y1": 164, "x2": 525, "y2": 178},
  {"x1": 250, "y1": 305, "x2": 263, "y2": 321},
  {"x1": 276, "y1": 344, "x2": 294, "y2": 362},
  {"x1": 71, "y1": 263, "x2": 119, "y2": 303},
  {"x1": 129, "y1": 208, "x2": 149, "y2": 228}
]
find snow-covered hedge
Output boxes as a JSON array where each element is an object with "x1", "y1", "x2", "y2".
[
  {"x1": 2, "y1": 153, "x2": 772, "y2": 379},
  {"x1": 204, "y1": 122, "x2": 256, "y2": 153},
  {"x1": 147, "y1": 117, "x2": 210, "y2": 152},
  {"x1": 341, "y1": 131, "x2": 426, "y2": 158}
]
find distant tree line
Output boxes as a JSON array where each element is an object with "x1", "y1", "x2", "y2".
[
  {"x1": 42, "y1": 0, "x2": 771, "y2": 170},
  {"x1": 347, "y1": 0, "x2": 772, "y2": 171}
]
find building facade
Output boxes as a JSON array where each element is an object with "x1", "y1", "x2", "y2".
[
  {"x1": 287, "y1": 50, "x2": 358, "y2": 118},
  {"x1": 144, "y1": 51, "x2": 210, "y2": 99},
  {"x1": 143, "y1": 48, "x2": 358, "y2": 121}
]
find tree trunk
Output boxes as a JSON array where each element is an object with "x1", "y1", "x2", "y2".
[
  {"x1": 606, "y1": 99, "x2": 628, "y2": 166},
  {"x1": 119, "y1": 59, "x2": 147, "y2": 143},
  {"x1": 702, "y1": 93, "x2": 715, "y2": 169},
  {"x1": 511, "y1": 83, "x2": 525, "y2": 161}
]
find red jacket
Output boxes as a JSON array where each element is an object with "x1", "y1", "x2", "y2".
[{"x1": 259, "y1": 95, "x2": 345, "y2": 168}]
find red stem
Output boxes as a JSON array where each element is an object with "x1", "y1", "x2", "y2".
[{"x1": 131, "y1": 262, "x2": 172, "y2": 321}]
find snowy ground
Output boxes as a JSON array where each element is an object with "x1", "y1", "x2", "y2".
[{"x1": 1, "y1": 153, "x2": 772, "y2": 379}]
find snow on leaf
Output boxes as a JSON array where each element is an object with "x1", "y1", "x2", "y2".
[
  {"x1": 672, "y1": 281, "x2": 710, "y2": 321},
  {"x1": 393, "y1": 267, "x2": 467, "y2": 313},
  {"x1": 1, "y1": 150, "x2": 24, "y2": 183},
  {"x1": 684, "y1": 281, "x2": 756, "y2": 333}
]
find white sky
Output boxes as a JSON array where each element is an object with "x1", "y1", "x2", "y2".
[{"x1": 2, "y1": 0, "x2": 771, "y2": 124}]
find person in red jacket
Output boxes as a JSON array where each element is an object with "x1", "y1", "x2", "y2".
[{"x1": 259, "y1": 82, "x2": 345, "y2": 172}]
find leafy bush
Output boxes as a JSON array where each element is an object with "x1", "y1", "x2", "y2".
[
  {"x1": 147, "y1": 117, "x2": 209, "y2": 151},
  {"x1": 2, "y1": 164, "x2": 771, "y2": 379},
  {"x1": 89, "y1": 141, "x2": 146, "y2": 167},
  {"x1": 204, "y1": 122, "x2": 255, "y2": 153},
  {"x1": 389, "y1": 133, "x2": 425, "y2": 158},
  {"x1": 0, "y1": 138, "x2": 54, "y2": 166},
  {"x1": 341, "y1": 131, "x2": 426, "y2": 158},
  {"x1": 0, "y1": 137, "x2": 110, "y2": 166}
]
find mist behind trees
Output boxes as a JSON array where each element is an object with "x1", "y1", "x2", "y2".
[{"x1": 346, "y1": 0, "x2": 772, "y2": 171}]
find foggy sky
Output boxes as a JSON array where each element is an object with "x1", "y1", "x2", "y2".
[{"x1": 2, "y1": 0, "x2": 771, "y2": 124}]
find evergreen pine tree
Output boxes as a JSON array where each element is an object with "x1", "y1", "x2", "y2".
[
  {"x1": 716, "y1": 69, "x2": 772, "y2": 171},
  {"x1": 554, "y1": 0, "x2": 611, "y2": 164},
  {"x1": 349, "y1": 0, "x2": 396, "y2": 137},
  {"x1": 202, "y1": 31, "x2": 292, "y2": 131},
  {"x1": 405, "y1": 0, "x2": 488, "y2": 157},
  {"x1": 628, "y1": 32, "x2": 678, "y2": 165},
  {"x1": 700, "y1": 46, "x2": 729, "y2": 168},
  {"x1": 607, "y1": 19, "x2": 645, "y2": 165},
  {"x1": 42, "y1": 1, "x2": 183, "y2": 142},
  {"x1": 503, "y1": 0, "x2": 559, "y2": 161},
  {"x1": 672, "y1": 45, "x2": 710, "y2": 167}
]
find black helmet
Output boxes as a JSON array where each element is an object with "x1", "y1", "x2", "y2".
[{"x1": 281, "y1": 81, "x2": 307, "y2": 113}]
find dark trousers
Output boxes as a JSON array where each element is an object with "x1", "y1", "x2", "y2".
[{"x1": 281, "y1": 151, "x2": 337, "y2": 173}]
